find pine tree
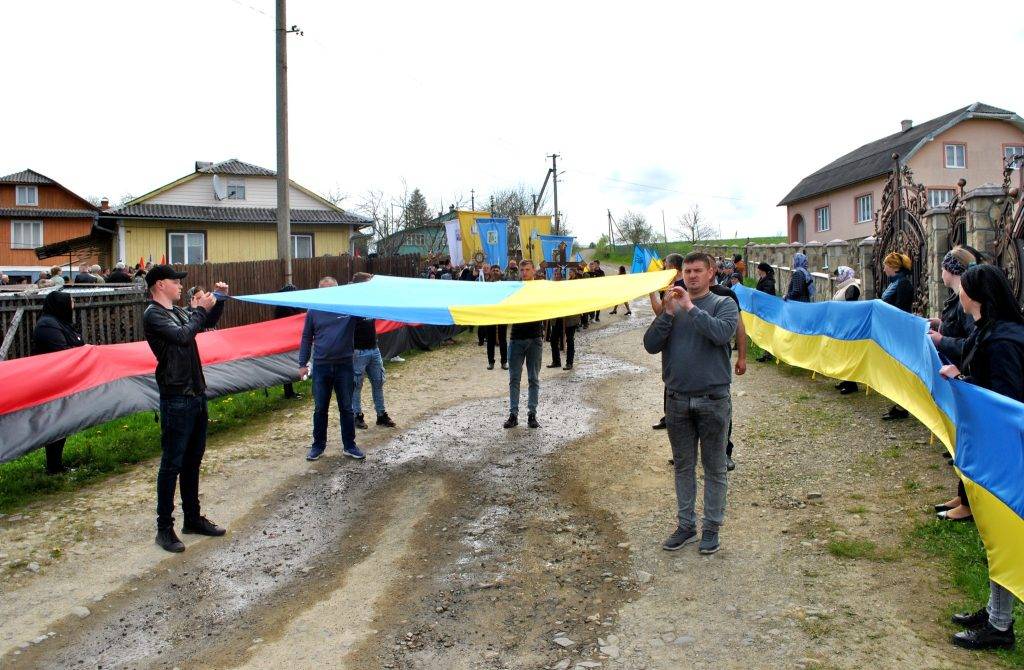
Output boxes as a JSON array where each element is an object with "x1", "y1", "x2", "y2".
[{"x1": 404, "y1": 188, "x2": 431, "y2": 228}]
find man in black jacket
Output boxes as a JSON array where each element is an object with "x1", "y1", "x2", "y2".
[{"x1": 143, "y1": 265, "x2": 227, "y2": 553}]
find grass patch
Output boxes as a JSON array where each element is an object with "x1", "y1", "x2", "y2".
[
  {"x1": 846, "y1": 505, "x2": 868, "y2": 515},
  {"x1": 903, "y1": 477, "x2": 921, "y2": 493},
  {"x1": 827, "y1": 538, "x2": 900, "y2": 562},
  {"x1": 881, "y1": 444, "x2": 903, "y2": 459},
  {"x1": 914, "y1": 521, "x2": 1024, "y2": 665}
]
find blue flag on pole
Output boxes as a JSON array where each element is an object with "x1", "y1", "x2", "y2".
[
  {"x1": 630, "y1": 245, "x2": 660, "y2": 274},
  {"x1": 475, "y1": 218, "x2": 509, "y2": 267},
  {"x1": 574, "y1": 252, "x2": 584, "y2": 263},
  {"x1": 539, "y1": 234, "x2": 576, "y2": 278}
]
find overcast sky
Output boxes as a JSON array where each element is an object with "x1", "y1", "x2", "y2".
[{"x1": 5, "y1": 1, "x2": 1022, "y2": 243}]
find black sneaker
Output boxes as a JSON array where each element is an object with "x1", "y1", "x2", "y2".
[
  {"x1": 355, "y1": 413, "x2": 369, "y2": 430},
  {"x1": 882, "y1": 407, "x2": 910, "y2": 421},
  {"x1": 698, "y1": 530, "x2": 720, "y2": 555},
  {"x1": 528, "y1": 412, "x2": 540, "y2": 429},
  {"x1": 503, "y1": 414, "x2": 518, "y2": 429},
  {"x1": 546, "y1": 362, "x2": 562, "y2": 368},
  {"x1": 182, "y1": 516, "x2": 226, "y2": 536},
  {"x1": 726, "y1": 456, "x2": 736, "y2": 472},
  {"x1": 952, "y1": 607, "x2": 989, "y2": 629},
  {"x1": 951, "y1": 622, "x2": 1015, "y2": 650},
  {"x1": 376, "y1": 412, "x2": 396, "y2": 428},
  {"x1": 652, "y1": 417, "x2": 667, "y2": 430},
  {"x1": 156, "y1": 527, "x2": 185, "y2": 553},
  {"x1": 501, "y1": 363, "x2": 508, "y2": 370},
  {"x1": 487, "y1": 362, "x2": 495, "y2": 370},
  {"x1": 662, "y1": 527, "x2": 697, "y2": 551}
]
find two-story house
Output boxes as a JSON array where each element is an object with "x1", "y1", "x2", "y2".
[
  {"x1": 103, "y1": 159, "x2": 370, "y2": 265},
  {"x1": 0, "y1": 169, "x2": 103, "y2": 281},
  {"x1": 780, "y1": 103, "x2": 1024, "y2": 243}
]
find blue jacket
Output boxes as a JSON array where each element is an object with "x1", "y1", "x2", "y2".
[{"x1": 298, "y1": 310, "x2": 355, "y2": 366}]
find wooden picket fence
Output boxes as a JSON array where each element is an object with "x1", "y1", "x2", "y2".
[{"x1": 0, "y1": 254, "x2": 421, "y2": 360}]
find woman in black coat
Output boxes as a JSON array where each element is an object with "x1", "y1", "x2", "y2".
[
  {"x1": 274, "y1": 284, "x2": 304, "y2": 399},
  {"x1": 754, "y1": 263, "x2": 776, "y2": 362},
  {"x1": 939, "y1": 264, "x2": 1024, "y2": 650},
  {"x1": 880, "y1": 253, "x2": 915, "y2": 420},
  {"x1": 31, "y1": 291, "x2": 85, "y2": 474}
]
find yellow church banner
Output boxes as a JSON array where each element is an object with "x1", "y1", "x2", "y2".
[
  {"x1": 518, "y1": 215, "x2": 553, "y2": 263},
  {"x1": 456, "y1": 210, "x2": 492, "y2": 263}
]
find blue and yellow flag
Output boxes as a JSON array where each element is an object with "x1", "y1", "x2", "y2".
[
  {"x1": 735, "y1": 285, "x2": 1024, "y2": 601},
  {"x1": 239, "y1": 271, "x2": 675, "y2": 326}
]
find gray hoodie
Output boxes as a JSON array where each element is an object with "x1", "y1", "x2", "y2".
[{"x1": 642, "y1": 291, "x2": 738, "y2": 396}]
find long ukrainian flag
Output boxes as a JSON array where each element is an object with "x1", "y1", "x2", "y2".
[
  {"x1": 735, "y1": 285, "x2": 1024, "y2": 601},
  {"x1": 238, "y1": 270, "x2": 676, "y2": 326}
]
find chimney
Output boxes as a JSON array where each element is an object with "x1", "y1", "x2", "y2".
[
  {"x1": 195, "y1": 161, "x2": 213, "y2": 172},
  {"x1": 100, "y1": 197, "x2": 110, "y2": 210},
  {"x1": 901, "y1": 119, "x2": 913, "y2": 132}
]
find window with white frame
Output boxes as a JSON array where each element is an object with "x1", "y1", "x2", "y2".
[
  {"x1": 856, "y1": 194, "x2": 873, "y2": 223},
  {"x1": 227, "y1": 179, "x2": 245, "y2": 200},
  {"x1": 291, "y1": 234, "x2": 313, "y2": 259},
  {"x1": 15, "y1": 185, "x2": 38, "y2": 206},
  {"x1": 168, "y1": 232, "x2": 206, "y2": 264},
  {"x1": 11, "y1": 220, "x2": 43, "y2": 249},
  {"x1": 1006, "y1": 145, "x2": 1024, "y2": 169},
  {"x1": 945, "y1": 144, "x2": 966, "y2": 169},
  {"x1": 928, "y1": 189, "x2": 956, "y2": 208},
  {"x1": 815, "y1": 206, "x2": 830, "y2": 232}
]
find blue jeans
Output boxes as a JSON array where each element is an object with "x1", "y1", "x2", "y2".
[
  {"x1": 157, "y1": 395, "x2": 208, "y2": 529},
  {"x1": 352, "y1": 348, "x2": 386, "y2": 416},
  {"x1": 988, "y1": 580, "x2": 1017, "y2": 631},
  {"x1": 665, "y1": 390, "x2": 731, "y2": 532},
  {"x1": 508, "y1": 337, "x2": 542, "y2": 415},
  {"x1": 312, "y1": 362, "x2": 357, "y2": 452}
]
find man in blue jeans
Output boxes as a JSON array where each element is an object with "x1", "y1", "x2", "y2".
[
  {"x1": 350, "y1": 272, "x2": 396, "y2": 430},
  {"x1": 643, "y1": 252, "x2": 738, "y2": 555},
  {"x1": 298, "y1": 276, "x2": 364, "y2": 461},
  {"x1": 504, "y1": 260, "x2": 542, "y2": 429}
]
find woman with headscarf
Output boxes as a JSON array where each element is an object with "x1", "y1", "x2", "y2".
[
  {"x1": 784, "y1": 252, "x2": 813, "y2": 302},
  {"x1": 609, "y1": 265, "x2": 633, "y2": 316},
  {"x1": 939, "y1": 264, "x2": 1024, "y2": 651},
  {"x1": 929, "y1": 247, "x2": 983, "y2": 521},
  {"x1": 31, "y1": 291, "x2": 85, "y2": 474},
  {"x1": 754, "y1": 262, "x2": 777, "y2": 363},
  {"x1": 880, "y1": 252, "x2": 915, "y2": 420},
  {"x1": 831, "y1": 266, "x2": 862, "y2": 394}
]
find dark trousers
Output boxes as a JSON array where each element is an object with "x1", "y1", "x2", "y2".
[
  {"x1": 477, "y1": 326, "x2": 486, "y2": 346},
  {"x1": 283, "y1": 382, "x2": 298, "y2": 397},
  {"x1": 312, "y1": 362, "x2": 356, "y2": 452},
  {"x1": 958, "y1": 479, "x2": 971, "y2": 509},
  {"x1": 565, "y1": 326, "x2": 577, "y2": 366},
  {"x1": 484, "y1": 324, "x2": 508, "y2": 365},
  {"x1": 157, "y1": 395, "x2": 208, "y2": 529},
  {"x1": 549, "y1": 320, "x2": 564, "y2": 365},
  {"x1": 44, "y1": 438, "x2": 66, "y2": 474},
  {"x1": 591, "y1": 310, "x2": 600, "y2": 322}
]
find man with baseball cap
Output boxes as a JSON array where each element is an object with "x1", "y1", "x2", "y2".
[{"x1": 143, "y1": 265, "x2": 228, "y2": 553}]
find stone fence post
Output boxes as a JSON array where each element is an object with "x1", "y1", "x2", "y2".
[
  {"x1": 924, "y1": 207, "x2": 951, "y2": 319},
  {"x1": 858, "y1": 237, "x2": 876, "y2": 299},
  {"x1": 963, "y1": 185, "x2": 1008, "y2": 260}
]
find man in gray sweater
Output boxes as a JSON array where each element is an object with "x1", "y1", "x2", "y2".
[{"x1": 643, "y1": 251, "x2": 738, "y2": 555}]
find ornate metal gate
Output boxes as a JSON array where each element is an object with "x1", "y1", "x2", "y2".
[
  {"x1": 945, "y1": 178, "x2": 968, "y2": 250},
  {"x1": 992, "y1": 155, "x2": 1024, "y2": 306},
  {"x1": 873, "y1": 154, "x2": 929, "y2": 313}
]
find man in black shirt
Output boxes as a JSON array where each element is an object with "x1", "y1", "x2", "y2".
[
  {"x1": 589, "y1": 261, "x2": 606, "y2": 322},
  {"x1": 350, "y1": 272, "x2": 396, "y2": 430},
  {"x1": 143, "y1": 265, "x2": 228, "y2": 553},
  {"x1": 505, "y1": 260, "x2": 542, "y2": 429}
]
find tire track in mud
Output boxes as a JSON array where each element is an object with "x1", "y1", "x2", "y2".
[{"x1": 7, "y1": 314, "x2": 654, "y2": 669}]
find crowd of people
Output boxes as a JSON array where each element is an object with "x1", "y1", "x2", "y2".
[{"x1": 1, "y1": 261, "x2": 156, "y2": 289}]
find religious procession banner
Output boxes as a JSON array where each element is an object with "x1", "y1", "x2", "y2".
[
  {"x1": 734, "y1": 284, "x2": 1024, "y2": 603},
  {"x1": 444, "y1": 220, "x2": 464, "y2": 265},
  {"x1": 539, "y1": 234, "x2": 576, "y2": 278},
  {"x1": 518, "y1": 215, "x2": 553, "y2": 263},
  {"x1": 455, "y1": 210, "x2": 492, "y2": 263},
  {"x1": 475, "y1": 218, "x2": 509, "y2": 267}
]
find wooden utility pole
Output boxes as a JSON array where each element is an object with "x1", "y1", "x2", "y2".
[
  {"x1": 661, "y1": 210, "x2": 667, "y2": 243},
  {"x1": 275, "y1": 0, "x2": 294, "y2": 284},
  {"x1": 607, "y1": 209, "x2": 614, "y2": 246},
  {"x1": 471, "y1": 189, "x2": 475, "y2": 210},
  {"x1": 549, "y1": 154, "x2": 560, "y2": 235}
]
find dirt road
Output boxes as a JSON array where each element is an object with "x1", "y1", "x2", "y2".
[{"x1": 1, "y1": 301, "x2": 994, "y2": 669}]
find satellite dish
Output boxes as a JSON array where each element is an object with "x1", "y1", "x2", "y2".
[{"x1": 212, "y1": 174, "x2": 227, "y2": 200}]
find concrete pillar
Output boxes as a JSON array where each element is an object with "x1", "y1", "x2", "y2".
[
  {"x1": 825, "y1": 239, "x2": 849, "y2": 273},
  {"x1": 858, "y1": 236, "x2": 876, "y2": 299},
  {"x1": 924, "y1": 207, "x2": 951, "y2": 319},
  {"x1": 963, "y1": 185, "x2": 1007, "y2": 260},
  {"x1": 803, "y1": 241, "x2": 824, "y2": 271}
]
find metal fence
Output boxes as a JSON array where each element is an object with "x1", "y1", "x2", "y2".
[{"x1": 0, "y1": 254, "x2": 421, "y2": 360}]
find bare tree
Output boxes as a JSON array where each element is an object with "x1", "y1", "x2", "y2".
[
  {"x1": 323, "y1": 185, "x2": 348, "y2": 207},
  {"x1": 614, "y1": 211, "x2": 657, "y2": 246},
  {"x1": 675, "y1": 204, "x2": 716, "y2": 243},
  {"x1": 355, "y1": 189, "x2": 403, "y2": 250}
]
